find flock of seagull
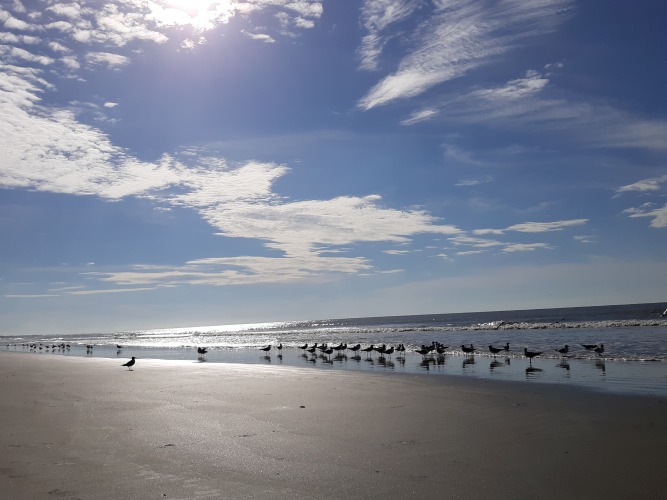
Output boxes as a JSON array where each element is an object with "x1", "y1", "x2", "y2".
[
  {"x1": 240, "y1": 341, "x2": 607, "y2": 365},
  {"x1": 6, "y1": 340, "x2": 606, "y2": 371}
]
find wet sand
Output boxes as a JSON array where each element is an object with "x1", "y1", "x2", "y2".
[{"x1": 1, "y1": 352, "x2": 665, "y2": 499}]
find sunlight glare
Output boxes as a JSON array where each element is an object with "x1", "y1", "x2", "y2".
[{"x1": 149, "y1": 0, "x2": 237, "y2": 31}]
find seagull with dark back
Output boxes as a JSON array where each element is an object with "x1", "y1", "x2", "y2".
[
  {"x1": 488, "y1": 345, "x2": 503, "y2": 356},
  {"x1": 524, "y1": 348, "x2": 543, "y2": 364},
  {"x1": 122, "y1": 357, "x2": 136, "y2": 370},
  {"x1": 555, "y1": 345, "x2": 569, "y2": 356}
]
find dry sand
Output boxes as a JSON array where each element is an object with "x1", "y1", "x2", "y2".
[{"x1": 1, "y1": 352, "x2": 666, "y2": 499}]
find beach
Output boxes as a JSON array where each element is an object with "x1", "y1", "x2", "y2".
[{"x1": 1, "y1": 352, "x2": 666, "y2": 499}]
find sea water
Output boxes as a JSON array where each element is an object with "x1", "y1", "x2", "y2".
[{"x1": 3, "y1": 302, "x2": 666, "y2": 396}]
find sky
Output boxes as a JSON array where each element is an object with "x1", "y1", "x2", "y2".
[{"x1": 1, "y1": 0, "x2": 666, "y2": 335}]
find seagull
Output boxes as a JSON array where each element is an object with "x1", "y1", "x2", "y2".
[
  {"x1": 461, "y1": 344, "x2": 476, "y2": 354},
  {"x1": 503, "y1": 342, "x2": 510, "y2": 352},
  {"x1": 581, "y1": 344, "x2": 598, "y2": 351},
  {"x1": 276, "y1": 343, "x2": 283, "y2": 355},
  {"x1": 333, "y1": 343, "x2": 347, "y2": 355},
  {"x1": 384, "y1": 346, "x2": 395, "y2": 359},
  {"x1": 348, "y1": 343, "x2": 361, "y2": 354},
  {"x1": 594, "y1": 344, "x2": 605, "y2": 356},
  {"x1": 361, "y1": 345, "x2": 375, "y2": 357},
  {"x1": 555, "y1": 345, "x2": 569, "y2": 356},
  {"x1": 488, "y1": 345, "x2": 503, "y2": 356},
  {"x1": 259, "y1": 345, "x2": 272, "y2": 354},
  {"x1": 524, "y1": 348, "x2": 543, "y2": 364},
  {"x1": 415, "y1": 347, "x2": 432, "y2": 358},
  {"x1": 197, "y1": 347, "x2": 208, "y2": 355},
  {"x1": 436, "y1": 343, "x2": 449, "y2": 355},
  {"x1": 298, "y1": 343, "x2": 309, "y2": 351},
  {"x1": 121, "y1": 357, "x2": 136, "y2": 370},
  {"x1": 396, "y1": 344, "x2": 406, "y2": 357}
]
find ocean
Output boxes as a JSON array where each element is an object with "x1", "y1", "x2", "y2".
[{"x1": 4, "y1": 302, "x2": 667, "y2": 396}]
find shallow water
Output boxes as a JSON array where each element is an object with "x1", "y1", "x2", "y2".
[
  {"x1": 4, "y1": 343, "x2": 665, "y2": 397},
  {"x1": 4, "y1": 302, "x2": 666, "y2": 397}
]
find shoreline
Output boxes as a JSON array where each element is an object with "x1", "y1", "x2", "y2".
[
  {"x1": 3, "y1": 346, "x2": 666, "y2": 398},
  {"x1": 2, "y1": 353, "x2": 667, "y2": 499}
]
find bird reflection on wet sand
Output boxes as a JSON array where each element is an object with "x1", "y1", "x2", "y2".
[
  {"x1": 490, "y1": 360, "x2": 503, "y2": 371},
  {"x1": 595, "y1": 360, "x2": 606, "y2": 373},
  {"x1": 525, "y1": 366, "x2": 543, "y2": 378}
]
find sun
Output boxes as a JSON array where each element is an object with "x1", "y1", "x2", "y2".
[{"x1": 149, "y1": 0, "x2": 237, "y2": 31}]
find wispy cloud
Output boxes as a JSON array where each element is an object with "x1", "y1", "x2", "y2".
[
  {"x1": 358, "y1": 0, "x2": 572, "y2": 110},
  {"x1": 616, "y1": 175, "x2": 667, "y2": 194},
  {"x1": 623, "y1": 203, "x2": 667, "y2": 229},
  {"x1": 505, "y1": 219, "x2": 588, "y2": 233},
  {"x1": 503, "y1": 243, "x2": 552, "y2": 252},
  {"x1": 434, "y1": 70, "x2": 667, "y2": 151}
]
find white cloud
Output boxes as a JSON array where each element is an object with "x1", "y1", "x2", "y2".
[
  {"x1": 241, "y1": 31, "x2": 276, "y2": 43},
  {"x1": 358, "y1": 0, "x2": 571, "y2": 109},
  {"x1": 84, "y1": 51, "x2": 129, "y2": 68},
  {"x1": 401, "y1": 107, "x2": 439, "y2": 126},
  {"x1": 46, "y1": 3, "x2": 84, "y2": 20},
  {"x1": 503, "y1": 243, "x2": 552, "y2": 252},
  {"x1": 0, "y1": 45, "x2": 55, "y2": 65},
  {"x1": 358, "y1": 0, "x2": 418, "y2": 71},
  {"x1": 616, "y1": 175, "x2": 667, "y2": 194},
  {"x1": 505, "y1": 219, "x2": 588, "y2": 233},
  {"x1": 440, "y1": 70, "x2": 667, "y2": 151},
  {"x1": 623, "y1": 203, "x2": 667, "y2": 229}
]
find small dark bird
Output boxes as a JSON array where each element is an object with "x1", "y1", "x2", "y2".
[
  {"x1": 503, "y1": 342, "x2": 510, "y2": 352},
  {"x1": 260, "y1": 345, "x2": 271, "y2": 353},
  {"x1": 122, "y1": 357, "x2": 136, "y2": 370},
  {"x1": 594, "y1": 344, "x2": 605, "y2": 356},
  {"x1": 415, "y1": 347, "x2": 431, "y2": 357},
  {"x1": 488, "y1": 345, "x2": 503, "y2": 356},
  {"x1": 436, "y1": 343, "x2": 449, "y2": 355},
  {"x1": 361, "y1": 345, "x2": 375, "y2": 357},
  {"x1": 461, "y1": 344, "x2": 476, "y2": 354},
  {"x1": 555, "y1": 345, "x2": 569, "y2": 356},
  {"x1": 298, "y1": 343, "x2": 308, "y2": 351},
  {"x1": 581, "y1": 344, "x2": 598, "y2": 351},
  {"x1": 524, "y1": 348, "x2": 543, "y2": 363},
  {"x1": 348, "y1": 343, "x2": 361, "y2": 354},
  {"x1": 197, "y1": 347, "x2": 208, "y2": 355}
]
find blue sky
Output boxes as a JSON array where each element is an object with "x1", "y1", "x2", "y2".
[{"x1": 1, "y1": 0, "x2": 666, "y2": 335}]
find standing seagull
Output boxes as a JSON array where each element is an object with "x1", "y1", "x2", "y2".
[
  {"x1": 524, "y1": 348, "x2": 543, "y2": 364},
  {"x1": 555, "y1": 345, "x2": 569, "y2": 356},
  {"x1": 594, "y1": 344, "x2": 605, "y2": 356},
  {"x1": 122, "y1": 357, "x2": 136, "y2": 370},
  {"x1": 461, "y1": 344, "x2": 476, "y2": 355}
]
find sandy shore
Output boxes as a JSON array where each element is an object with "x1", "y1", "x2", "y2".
[{"x1": 1, "y1": 352, "x2": 665, "y2": 499}]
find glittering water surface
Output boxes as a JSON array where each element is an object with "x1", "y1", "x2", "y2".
[{"x1": 4, "y1": 302, "x2": 667, "y2": 396}]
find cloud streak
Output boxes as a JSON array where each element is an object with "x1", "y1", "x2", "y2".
[{"x1": 358, "y1": 0, "x2": 572, "y2": 110}]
